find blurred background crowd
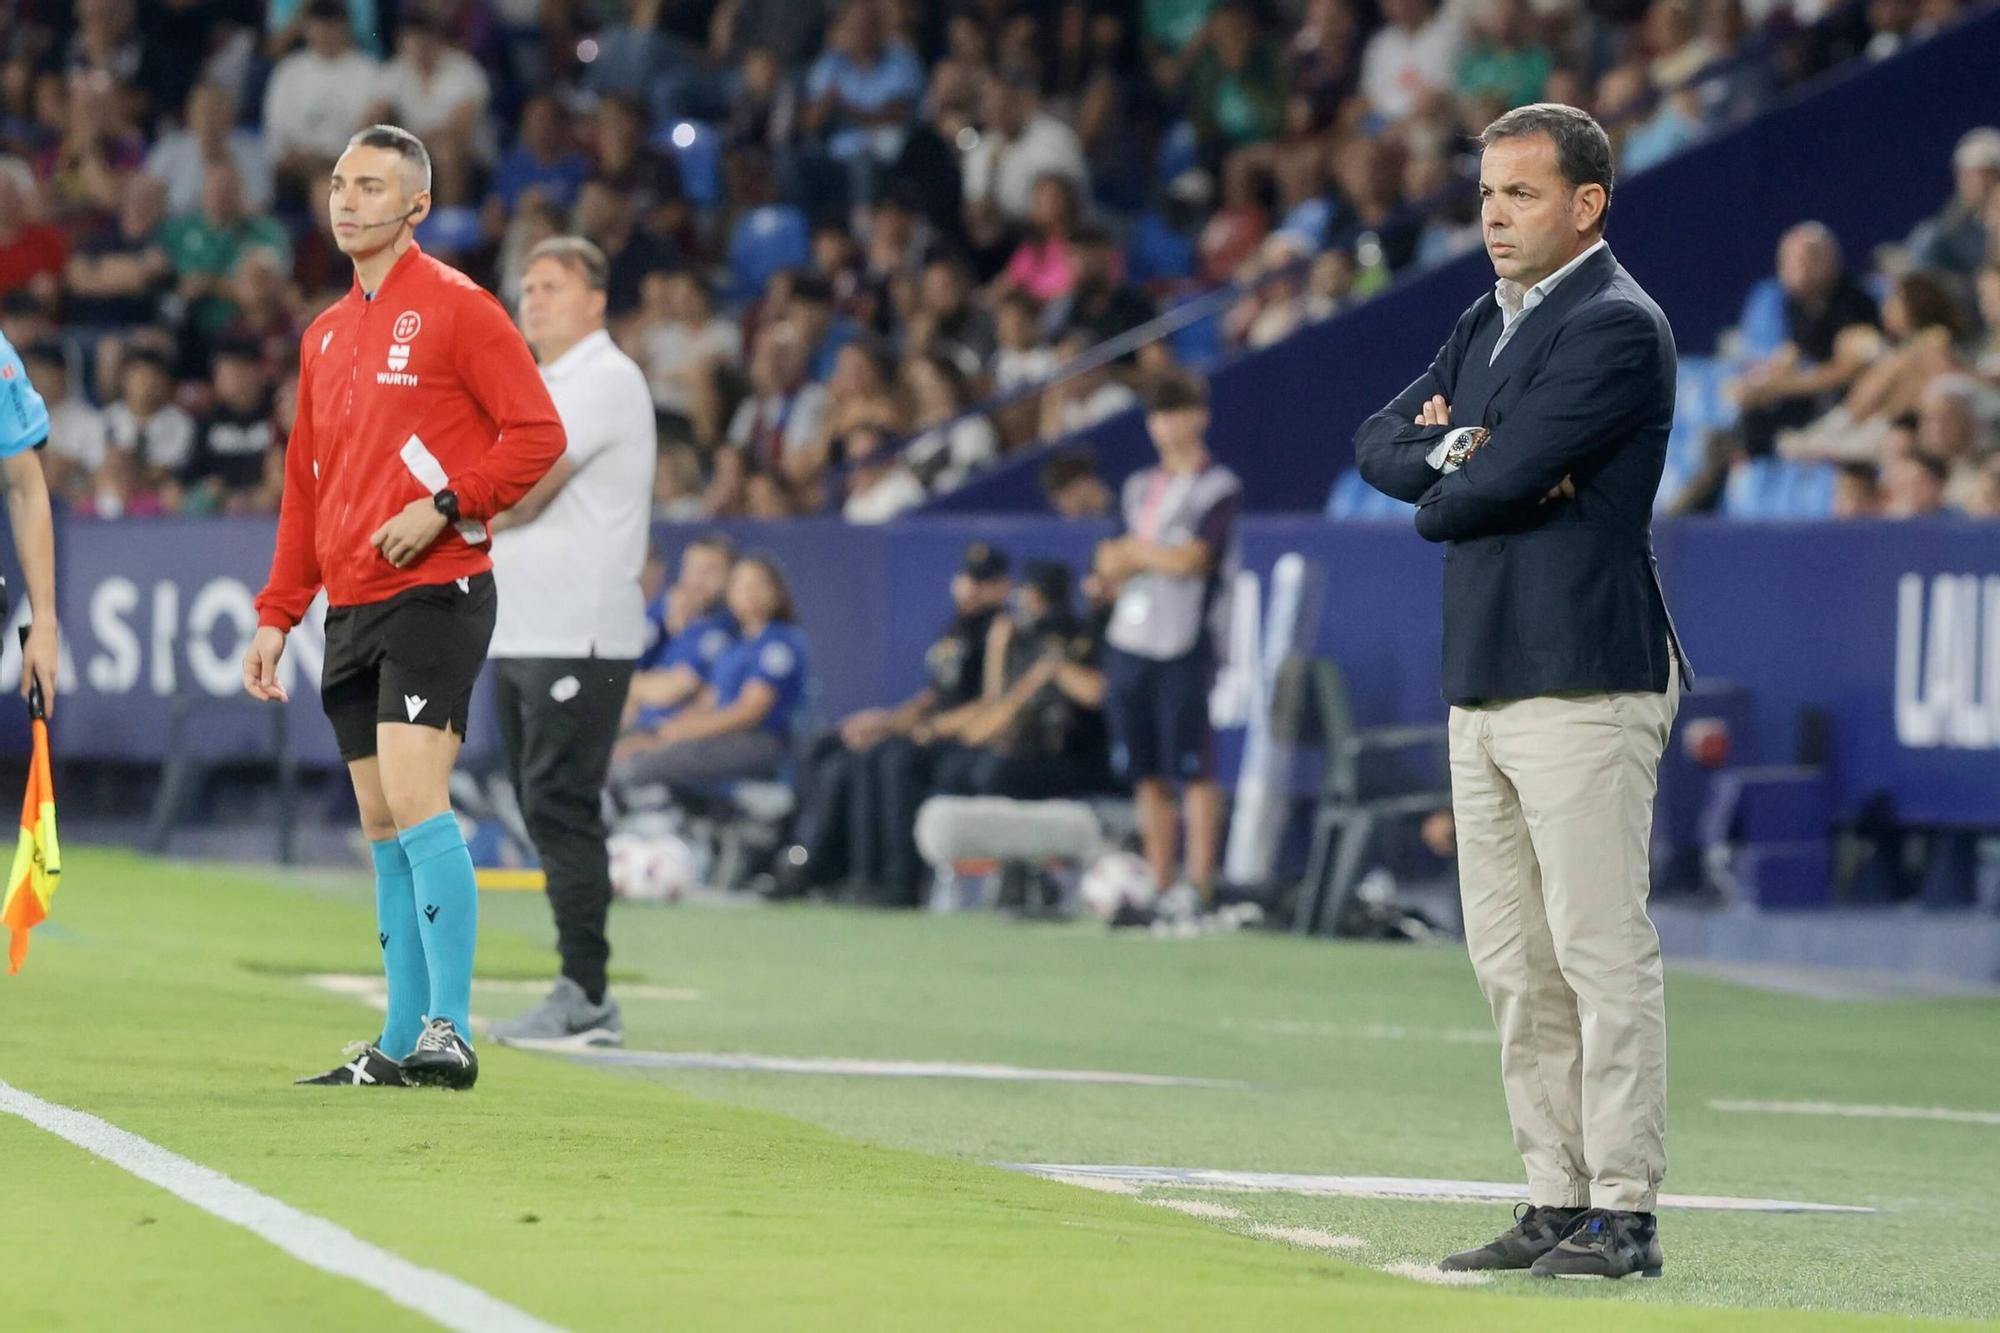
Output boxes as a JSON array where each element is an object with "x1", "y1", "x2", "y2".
[{"x1": 1, "y1": 0, "x2": 1991, "y2": 527}]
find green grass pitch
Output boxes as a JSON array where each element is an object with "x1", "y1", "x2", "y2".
[{"x1": 1, "y1": 847, "x2": 1993, "y2": 1330}]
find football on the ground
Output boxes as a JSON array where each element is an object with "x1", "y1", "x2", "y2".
[
  {"x1": 1079, "y1": 852, "x2": 1158, "y2": 921},
  {"x1": 609, "y1": 833, "x2": 698, "y2": 903}
]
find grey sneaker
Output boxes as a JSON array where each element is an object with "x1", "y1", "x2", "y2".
[
  {"x1": 488, "y1": 977, "x2": 623, "y2": 1050},
  {"x1": 1530, "y1": 1209, "x2": 1664, "y2": 1280},
  {"x1": 1439, "y1": 1204, "x2": 1582, "y2": 1272},
  {"x1": 1156, "y1": 881, "x2": 1206, "y2": 923}
]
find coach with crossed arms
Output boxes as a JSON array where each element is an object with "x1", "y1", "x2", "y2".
[{"x1": 1355, "y1": 104, "x2": 1690, "y2": 1280}]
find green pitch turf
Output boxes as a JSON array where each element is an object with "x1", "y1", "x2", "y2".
[{"x1": 0, "y1": 848, "x2": 1992, "y2": 1331}]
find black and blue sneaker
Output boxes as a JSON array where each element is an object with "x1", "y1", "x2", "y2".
[
  {"x1": 1530, "y1": 1208, "x2": 1664, "y2": 1279},
  {"x1": 1439, "y1": 1203, "x2": 1581, "y2": 1272},
  {"x1": 401, "y1": 1017, "x2": 479, "y2": 1090},
  {"x1": 296, "y1": 1041, "x2": 410, "y2": 1087}
]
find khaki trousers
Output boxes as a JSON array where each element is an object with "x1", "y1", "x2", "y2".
[{"x1": 1448, "y1": 655, "x2": 1679, "y2": 1213}]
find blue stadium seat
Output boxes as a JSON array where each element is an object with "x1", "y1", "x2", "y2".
[
  {"x1": 1722, "y1": 458, "x2": 1836, "y2": 520},
  {"x1": 1168, "y1": 303, "x2": 1223, "y2": 367},
  {"x1": 1155, "y1": 119, "x2": 1199, "y2": 185},
  {"x1": 1278, "y1": 198, "x2": 1333, "y2": 249},
  {"x1": 1127, "y1": 211, "x2": 1196, "y2": 288},
  {"x1": 728, "y1": 204, "x2": 809, "y2": 301},
  {"x1": 652, "y1": 119, "x2": 722, "y2": 211}
]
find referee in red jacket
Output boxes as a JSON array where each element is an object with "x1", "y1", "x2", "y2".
[{"x1": 243, "y1": 125, "x2": 565, "y2": 1090}]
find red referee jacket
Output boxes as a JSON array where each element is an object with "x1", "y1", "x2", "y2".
[{"x1": 254, "y1": 242, "x2": 564, "y2": 630}]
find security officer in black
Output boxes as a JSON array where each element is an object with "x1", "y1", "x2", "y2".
[{"x1": 777, "y1": 543, "x2": 1012, "y2": 902}]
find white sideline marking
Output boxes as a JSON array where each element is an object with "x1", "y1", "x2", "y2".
[
  {"x1": 307, "y1": 974, "x2": 704, "y2": 1008},
  {"x1": 1219, "y1": 1018, "x2": 1498, "y2": 1045},
  {"x1": 1148, "y1": 1199, "x2": 1243, "y2": 1219},
  {"x1": 0, "y1": 1077, "x2": 565, "y2": 1333},
  {"x1": 1007, "y1": 1165, "x2": 1875, "y2": 1213},
  {"x1": 1713, "y1": 1098, "x2": 2000, "y2": 1127},
  {"x1": 1248, "y1": 1224, "x2": 1365, "y2": 1251},
  {"x1": 1048, "y1": 1174, "x2": 1144, "y2": 1195},
  {"x1": 1381, "y1": 1261, "x2": 1493, "y2": 1287},
  {"x1": 570, "y1": 1049, "x2": 1246, "y2": 1087}
]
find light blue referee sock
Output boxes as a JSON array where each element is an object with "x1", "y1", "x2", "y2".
[
  {"x1": 399, "y1": 812, "x2": 479, "y2": 1040},
  {"x1": 371, "y1": 837, "x2": 428, "y2": 1060}
]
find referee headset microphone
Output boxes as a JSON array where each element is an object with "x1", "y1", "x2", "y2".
[{"x1": 351, "y1": 206, "x2": 422, "y2": 231}]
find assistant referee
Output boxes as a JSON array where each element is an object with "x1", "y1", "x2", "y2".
[{"x1": 486, "y1": 237, "x2": 657, "y2": 1051}]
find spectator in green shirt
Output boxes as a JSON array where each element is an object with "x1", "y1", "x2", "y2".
[
  {"x1": 161, "y1": 161, "x2": 292, "y2": 336},
  {"x1": 1457, "y1": 0, "x2": 1554, "y2": 111}
]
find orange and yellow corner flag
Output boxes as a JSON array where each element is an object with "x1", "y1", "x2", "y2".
[{"x1": 2, "y1": 715, "x2": 60, "y2": 973}]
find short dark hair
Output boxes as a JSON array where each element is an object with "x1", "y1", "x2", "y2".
[
  {"x1": 526, "y1": 235, "x2": 610, "y2": 292},
  {"x1": 1908, "y1": 451, "x2": 1950, "y2": 485},
  {"x1": 303, "y1": 0, "x2": 347, "y2": 21},
  {"x1": 1481, "y1": 103, "x2": 1616, "y2": 233},
  {"x1": 737, "y1": 552, "x2": 798, "y2": 623},
  {"x1": 790, "y1": 272, "x2": 835, "y2": 307},
  {"x1": 346, "y1": 124, "x2": 432, "y2": 195},
  {"x1": 1147, "y1": 368, "x2": 1210, "y2": 414}
]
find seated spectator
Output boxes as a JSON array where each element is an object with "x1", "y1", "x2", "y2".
[
  {"x1": 1457, "y1": 0, "x2": 1553, "y2": 111},
  {"x1": 626, "y1": 533, "x2": 738, "y2": 732},
  {"x1": 144, "y1": 82, "x2": 272, "y2": 218},
  {"x1": 837, "y1": 420, "x2": 924, "y2": 524},
  {"x1": 654, "y1": 441, "x2": 708, "y2": 520},
  {"x1": 803, "y1": 334, "x2": 903, "y2": 497},
  {"x1": 589, "y1": 94, "x2": 687, "y2": 244},
  {"x1": 1727, "y1": 223, "x2": 1880, "y2": 456},
  {"x1": 724, "y1": 46, "x2": 800, "y2": 155},
  {"x1": 62, "y1": 171, "x2": 170, "y2": 330},
  {"x1": 908, "y1": 253, "x2": 994, "y2": 373},
  {"x1": 784, "y1": 541, "x2": 1012, "y2": 903},
  {"x1": 1182, "y1": 3, "x2": 1284, "y2": 155},
  {"x1": 1901, "y1": 125, "x2": 1999, "y2": 277},
  {"x1": 1359, "y1": 0, "x2": 1464, "y2": 124},
  {"x1": 18, "y1": 341, "x2": 106, "y2": 505},
  {"x1": 1040, "y1": 447, "x2": 1113, "y2": 518},
  {"x1": 1621, "y1": 82, "x2": 1707, "y2": 174},
  {"x1": 802, "y1": 0, "x2": 924, "y2": 206},
  {"x1": 262, "y1": 1, "x2": 380, "y2": 204},
  {"x1": 962, "y1": 71, "x2": 1089, "y2": 233},
  {"x1": 1295, "y1": 249, "x2": 1353, "y2": 323},
  {"x1": 100, "y1": 345, "x2": 193, "y2": 505},
  {"x1": 365, "y1": 11, "x2": 492, "y2": 171},
  {"x1": 903, "y1": 352, "x2": 998, "y2": 493},
  {"x1": 179, "y1": 338, "x2": 278, "y2": 515},
  {"x1": 36, "y1": 71, "x2": 145, "y2": 226},
  {"x1": 1881, "y1": 449, "x2": 1948, "y2": 518},
  {"x1": 492, "y1": 94, "x2": 587, "y2": 214},
  {"x1": 1325, "y1": 135, "x2": 1420, "y2": 275},
  {"x1": 1832, "y1": 461, "x2": 1882, "y2": 519},
  {"x1": 990, "y1": 289, "x2": 1057, "y2": 392},
  {"x1": 610, "y1": 553, "x2": 809, "y2": 790},
  {"x1": 1225, "y1": 229, "x2": 1313, "y2": 350},
  {"x1": 1965, "y1": 452, "x2": 2000, "y2": 518},
  {"x1": 1197, "y1": 151, "x2": 1271, "y2": 284},
  {"x1": 212, "y1": 244, "x2": 303, "y2": 377},
  {"x1": 1779, "y1": 270, "x2": 1970, "y2": 462},
  {"x1": 710, "y1": 322, "x2": 828, "y2": 515},
  {"x1": 786, "y1": 271, "x2": 855, "y2": 382},
  {"x1": 1038, "y1": 325, "x2": 1139, "y2": 441},
  {"x1": 632, "y1": 268, "x2": 741, "y2": 447},
  {"x1": 999, "y1": 173, "x2": 1085, "y2": 304},
  {"x1": 0, "y1": 159, "x2": 66, "y2": 303},
  {"x1": 1915, "y1": 373, "x2": 1999, "y2": 508},
  {"x1": 1043, "y1": 224, "x2": 1158, "y2": 345},
  {"x1": 161, "y1": 161, "x2": 291, "y2": 338},
  {"x1": 575, "y1": 177, "x2": 680, "y2": 324}
]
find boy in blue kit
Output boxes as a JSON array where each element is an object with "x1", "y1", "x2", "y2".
[{"x1": 624, "y1": 534, "x2": 738, "y2": 732}]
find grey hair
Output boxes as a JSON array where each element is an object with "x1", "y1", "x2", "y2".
[
  {"x1": 1481, "y1": 103, "x2": 1615, "y2": 232},
  {"x1": 526, "y1": 235, "x2": 611, "y2": 292},
  {"x1": 346, "y1": 124, "x2": 432, "y2": 195}
]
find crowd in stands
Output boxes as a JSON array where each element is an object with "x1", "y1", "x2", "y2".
[
  {"x1": 1, "y1": 0, "x2": 1957, "y2": 529},
  {"x1": 1659, "y1": 126, "x2": 2000, "y2": 520}
]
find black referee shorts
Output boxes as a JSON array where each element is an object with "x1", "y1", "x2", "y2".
[{"x1": 321, "y1": 572, "x2": 497, "y2": 762}]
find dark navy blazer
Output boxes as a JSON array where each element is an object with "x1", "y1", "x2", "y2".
[{"x1": 1354, "y1": 245, "x2": 1690, "y2": 706}]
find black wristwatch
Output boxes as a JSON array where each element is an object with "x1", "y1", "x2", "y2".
[{"x1": 432, "y1": 488, "x2": 461, "y2": 524}]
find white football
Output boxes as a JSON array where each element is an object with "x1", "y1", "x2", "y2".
[
  {"x1": 1079, "y1": 851, "x2": 1159, "y2": 921},
  {"x1": 609, "y1": 833, "x2": 698, "y2": 904}
]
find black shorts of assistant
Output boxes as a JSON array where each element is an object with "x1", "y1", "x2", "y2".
[
  {"x1": 1104, "y1": 642, "x2": 1217, "y2": 784},
  {"x1": 321, "y1": 572, "x2": 498, "y2": 762}
]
